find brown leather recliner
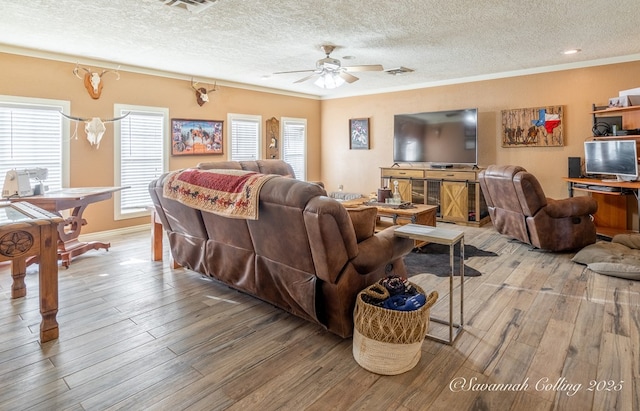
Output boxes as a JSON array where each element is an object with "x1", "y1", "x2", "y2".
[
  {"x1": 478, "y1": 165, "x2": 598, "y2": 251},
  {"x1": 149, "y1": 160, "x2": 414, "y2": 337}
]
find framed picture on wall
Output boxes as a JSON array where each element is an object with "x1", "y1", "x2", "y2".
[
  {"x1": 349, "y1": 118, "x2": 370, "y2": 149},
  {"x1": 171, "y1": 118, "x2": 224, "y2": 156},
  {"x1": 501, "y1": 106, "x2": 564, "y2": 147}
]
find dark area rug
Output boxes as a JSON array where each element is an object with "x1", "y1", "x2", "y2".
[{"x1": 403, "y1": 243, "x2": 498, "y2": 277}]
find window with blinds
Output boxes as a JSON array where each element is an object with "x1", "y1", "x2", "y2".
[
  {"x1": 282, "y1": 117, "x2": 307, "y2": 181},
  {"x1": 0, "y1": 97, "x2": 70, "y2": 193},
  {"x1": 114, "y1": 104, "x2": 168, "y2": 219},
  {"x1": 229, "y1": 114, "x2": 261, "y2": 161}
]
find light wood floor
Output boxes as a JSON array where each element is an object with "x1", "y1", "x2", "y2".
[{"x1": 1, "y1": 223, "x2": 638, "y2": 410}]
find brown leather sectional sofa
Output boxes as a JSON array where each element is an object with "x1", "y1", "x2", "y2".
[{"x1": 149, "y1": 160, "x2": 414, "y2": 337}]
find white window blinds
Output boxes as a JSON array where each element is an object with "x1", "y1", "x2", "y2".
[
  {"x1": 282, "y1": 117, "x2": 307, "y2": 181},
  {"x1": 0, "y1": 99, "x2": 68, "y2": 193},
  {"x1": 114, "y1": 105, "x2": 168, "y2": 219},
  {"x1": 229, "y1": 114, "x2": 261, "y2": 161}
]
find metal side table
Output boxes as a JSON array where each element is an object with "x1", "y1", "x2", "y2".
[{"x1": 394, "y1": 224, "x2": 464, "y2": 345}]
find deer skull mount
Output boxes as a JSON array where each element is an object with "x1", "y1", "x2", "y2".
[
  {"x1": 191, "y1": 79, "x2": 218, "y2": 106},
  {"x1": 73, "y1": 64, "x2": 120, "y2": 99}
]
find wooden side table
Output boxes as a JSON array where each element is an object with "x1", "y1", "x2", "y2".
[
  {"x1": 394, "y1": 223, "x2": 464, "y2": 345},
  {"x1": 1, "y1": 201, "x2": 63, "y2": 342},
  {"x1": 149, "y1": 207, "x2": 181, "y2": 269}
]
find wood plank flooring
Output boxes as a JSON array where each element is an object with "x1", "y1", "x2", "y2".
[{"x1": 0, "y1": 223, "x2": 638, "y2": 410}]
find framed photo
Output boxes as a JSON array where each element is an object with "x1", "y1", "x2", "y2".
[
  {"x1": 171, "y1": 118, "x2": 224, "y2": 156},
  {"x1": 349, "y1": 118, "x2": 370, "y2": 149}
]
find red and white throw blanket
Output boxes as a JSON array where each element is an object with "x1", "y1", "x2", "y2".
[{"x1": 163, "y1": 169, "x2": 277, "y2": 219}]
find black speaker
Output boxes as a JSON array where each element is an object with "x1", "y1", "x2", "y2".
[{"x1": 568, "y1": 157, "x2": 581, "y2": 178}]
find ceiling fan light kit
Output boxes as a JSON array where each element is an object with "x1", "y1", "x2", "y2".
[
  {"x1": 314, "y1": 72, "x2": 346, "y2": 89},
  {"x1": 273, "y1": 44, "x2": 386, "y2": 89}
]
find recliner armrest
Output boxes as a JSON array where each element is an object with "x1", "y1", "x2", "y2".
[
  {"x1": 350, "y1": 226, "x2": 414, "y2": 273},
  {"x1": 545, "y1": 196, "x2": 598, "y2": 218}
]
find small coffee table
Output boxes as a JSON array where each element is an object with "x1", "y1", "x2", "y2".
[
  {"x1": 394, "y1": 223, "x2": 464, "y2": 345},
  {"x1": 373, "y1": 203, "x2": 437, "y2": 230}
]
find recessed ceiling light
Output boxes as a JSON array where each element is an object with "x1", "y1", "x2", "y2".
[
  {"x1": 342, "y1": 55, "x2": 356, "y2": 60},
  {"x1": 562, "y1": 48, "x2": 581, "y2": 55}
]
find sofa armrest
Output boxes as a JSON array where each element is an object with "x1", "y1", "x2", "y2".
[
  {"x1": 350, "y1": 226, "x2": 414, "y2": 273},
  {"x1": 545, "y1": 196, "x2": 598, "y2": 218}
]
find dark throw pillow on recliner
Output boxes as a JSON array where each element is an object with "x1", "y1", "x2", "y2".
[{"x1": 347, "y1": 207, "x2": 377, "y2": 243}]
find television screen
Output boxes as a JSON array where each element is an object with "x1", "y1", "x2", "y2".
[
  {"x1": 393, "y1": 108, "x2": 478, "y2": 165},
  {"x1": 584, "y1": 140, "x2": 638, "y2": 181}
]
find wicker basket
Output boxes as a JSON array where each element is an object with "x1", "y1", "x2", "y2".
[{"x1": 352, "y1": 282, "x2": 438, "y2": 375}]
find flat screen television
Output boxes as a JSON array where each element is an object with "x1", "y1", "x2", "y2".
[
  {"x1": 584, "y1": 140, "x2": 639, "y2": 181},
  {"x1": 393, "y1": 108, "x2": 478, "y2": 166}
]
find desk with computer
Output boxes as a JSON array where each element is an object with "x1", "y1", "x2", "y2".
[{"x1": 564, "y1": 139, "x2": 640, "y2": 237}]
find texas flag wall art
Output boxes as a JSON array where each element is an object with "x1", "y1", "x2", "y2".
[{"x1": 501, "y1": 106, "x2": 564, "y2": 147}]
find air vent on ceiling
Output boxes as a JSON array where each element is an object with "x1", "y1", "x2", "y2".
[
  {"x1": 385, "y1": 67, "x2": 415, "y2": 76},
  {"x1": 160, "y1": 0, "x2": 219, "y2": 13}
]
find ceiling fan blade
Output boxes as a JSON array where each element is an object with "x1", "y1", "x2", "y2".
[
  {"x1": 339, "y1": 71, "x2": 359, "y2": 83},
  {"x1": 273, "y1": 69, "x2": 316, "y2": 75},
  {"x1": 344, "y1": 64, "x2": 384, "y2": 72},
  {"x1": 294, "y1": 73, "x2": 321, "y2": 84}
]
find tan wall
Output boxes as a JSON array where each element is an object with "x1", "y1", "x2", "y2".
[
  {"x1": 320, "y1": 61, "x2": 640, "y2": 200},
  {"x1": 0, "y1": 52, "x2": 321, "y2": 233},
  {"x1": 3, "y1": 51, "x2": 640, "y2": 233}
]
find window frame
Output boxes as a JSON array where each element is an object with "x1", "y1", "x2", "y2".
[
  {"x1": 0, "y1": 95, "x2": 71, "y2": 190},
  {"x1": 281, "y1": 117, "x2": 307, "y2": 181},
  {"x1": 113, "y1": 104, "x2": 169, "y2": 220},
  {"x1": 228, "y1": 113, "x2": 262, "y2": 161}
]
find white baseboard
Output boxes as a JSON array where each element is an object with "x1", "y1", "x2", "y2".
[{"x1": 78, "y1": 223, "x2": 150, "y2": 241}]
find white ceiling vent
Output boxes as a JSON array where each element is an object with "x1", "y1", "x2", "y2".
[
  {"x1": 160, "y1": 0, "x2": 219, "y2": 13},
  {"x1": 385, "y1": 67, "x2": 415, "y2": 76}
]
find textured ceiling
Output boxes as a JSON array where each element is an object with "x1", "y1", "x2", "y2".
[{"x1": 1, "y1": 0, "x2": 639, "y2": 98}]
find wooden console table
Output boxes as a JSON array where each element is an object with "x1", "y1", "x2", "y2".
[
  {"x1": 11, "y1": 187, "x2": 126, "y2": 267},
  {"x1": 563, "y1": 177, "x2": 640, "y2": 237},
  {"x1": 1, "y1": 201, "x2": 62, "y2": 342},
  {"x1": 380, "y1": 167, "x2": 490, "y2": 227}
]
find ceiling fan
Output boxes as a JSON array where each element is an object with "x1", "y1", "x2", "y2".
[{"x1": 273, "y1": 45, "x2": 384, "y2": 89}]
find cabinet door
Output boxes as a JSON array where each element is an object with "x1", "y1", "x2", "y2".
[{"x1": 441, "y1": 181, "x2": 468, "y2": 222}]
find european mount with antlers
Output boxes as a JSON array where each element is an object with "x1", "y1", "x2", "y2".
[
  {"x1": 191, "y1": 79, "x2": 218, "y2": 106},
  {"x1": 73, "y1": 64, "x2": 120, "y2": 99}
]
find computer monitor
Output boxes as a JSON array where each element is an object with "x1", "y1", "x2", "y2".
[{"x1": 584, "y1": 140, "x2": 639, "y2": 181}]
